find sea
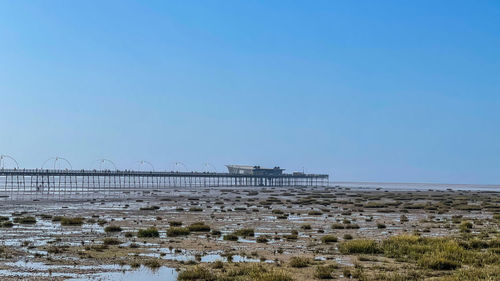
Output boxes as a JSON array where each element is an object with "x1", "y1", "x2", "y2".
[{"x1": 333, "y1": 181, "x2": 500, "y2": 192}]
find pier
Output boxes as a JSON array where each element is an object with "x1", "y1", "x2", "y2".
[{"x1": 0, "y1": 169, "x2": 329, "y2": 200}]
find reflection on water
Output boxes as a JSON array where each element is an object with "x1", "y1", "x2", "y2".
[
  {"x1": 69, "y1": 266, "x2": 178, "y2": 281},
  {"x1": 0, "y1": 261, "x2": 177, "y2": 281}
]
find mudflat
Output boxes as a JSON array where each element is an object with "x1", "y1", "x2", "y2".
[{"x1": 0, "y1": 186, "x2": 499, "y2": 280}]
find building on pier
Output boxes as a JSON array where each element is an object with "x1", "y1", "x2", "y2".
[{"x1": 226, "y1": 165, "x2": 284, "y2": 176}]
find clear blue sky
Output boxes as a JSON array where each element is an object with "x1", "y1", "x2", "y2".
[{"x1": 0, "y1": 1, "x2": 499, "y2": 184}]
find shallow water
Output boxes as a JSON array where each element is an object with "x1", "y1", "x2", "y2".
[
  {"x1": 132, "y1": 249, "x2": 269, "y2": 263},
  {"x1": 6, "y1": 260, "x2": 125, "y2": 271},
  {"x1": 1, "y1": 261, "x2": 178, "y2": 280},
  {"x1": 69, "y1": 266, "x2": 178, "y2": 281}
]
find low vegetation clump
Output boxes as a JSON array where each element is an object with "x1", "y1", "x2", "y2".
[
  {"x1": 289, "y1": 256, "x2": 312, "y2": 268},
  {"x1": 382, "y1": 234, "x2": 500, "y2": 270},
  {"x1": 233, "y1": 228, "x2": 255, "y2": 237},
  {"x1": 169, "y1": 221, "x2": 182, "y2": 226},
  {"x1": 253, "y1": 270, "x2": 293, "y2": 281},
  {"x1": 167, "y1": 227, "x2": 190, "y2": 237},
  {"x1": 301, "y1": 224, "x2": 312, "y2": 230},
  {"x1": 104, "y1": 225, "x2": 122, "y2": 233},
  {"x1": 189, "y1": 207, "x2": 203, "y2": 212},
  {"x1": 60, "y1": 217, "x2": 84, "y2": 226},
  {"x1": 178, "y1": 266, "x2": 216, "y2": 280},
  {"x1": 138, "y1": 227, "x2": 160, "y2": 238},
  {"x1": 188, "y1": 222, "x2": 211, "y2": 232},
  {"x1": 223, "y1": 234, "x2": 238, "y2": 241},
  {"x1": 139, "y1": 206, "x2": 160, "y2": 211},
  {"x1": 13, "y1": 216, "x2": 37, "y2": 224},
  {"x1": 339, "y1": 239, "x2": 381, "y2": 254},
  {"x1": 344, "y1": 223, "x2": 360, "y2": 229},
  {"x1": 331, "y1": 223, "x2": 345, "y2": 229},
  {"x1": 321, "y1": 235, "x2": 338, "y2": 243},
  {"x1": 418, "y1": 253, "x2": 460, "y2": 270},
  {"x1": 103, "y1": 237, "x2": 121, "y2": 245},
  {"x1": 459, "y1": 221, "x2": 473, "y2": 233},
  {"x1": 1, "y1": 221, "x2": 13, "y2": 228},
  {"x1": 48, "y1": 245, "x2": 69, "y2": 253},
  {"x1": 314, "y1": 264, "x2": 338, "y2": 279},
  {"x1": 257, "y1": 236, "x2": 269, "y2": 243},
  {"x1": 178, "y1": 264, "x2": 293, "y2": 281},
  {"x1": 440, "y1": 266, "x2": 500, "y2": 281},
  {"x1": 143, "y1": 259, "x2": 161, "y2": 269},
  {"x1": 343, "y1": 234, "x2": 353, "y2": 240}
]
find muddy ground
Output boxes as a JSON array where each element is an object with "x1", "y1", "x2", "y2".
[{"x1": 0, "y1": 186, "x2": 499, "y2": 280}]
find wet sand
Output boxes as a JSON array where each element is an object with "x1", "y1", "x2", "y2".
[{"x1": 0, "y1": 185, "x2": 498, "y2": 280}]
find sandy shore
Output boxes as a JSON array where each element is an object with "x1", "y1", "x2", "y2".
[{"x1": 0, "y1": 185, "x2": 498, "y2": 280}]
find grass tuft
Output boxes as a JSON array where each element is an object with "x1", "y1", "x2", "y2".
[{"x1": 138, "y1": 227, "x2": 160, "y2": 238}]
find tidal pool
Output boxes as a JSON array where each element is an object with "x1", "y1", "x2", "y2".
[{"x1": 69, "y1": 266, "x2": 178, "y2": 281}]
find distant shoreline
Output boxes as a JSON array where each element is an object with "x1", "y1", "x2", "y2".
[{"x1": 332, "y1": 181, "x2": 500, "y2": 191}]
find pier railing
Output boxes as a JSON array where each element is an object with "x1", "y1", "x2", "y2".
[{"x1": 0, "y1": 169, "x2": 329, "y2": 200}]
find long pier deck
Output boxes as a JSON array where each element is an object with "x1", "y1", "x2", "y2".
[{"x1": 0, "y1": 169, "x2": 329, "y2": 200}]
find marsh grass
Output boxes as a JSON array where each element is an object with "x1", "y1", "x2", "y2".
[
  {"x1": 233, "y1": 228, "x2": 255, "y2": 237},
  {"x1": 178, "y1": 264, "x2": 293, "y2": 281},
  {"x1": 138, "y1": 227, "x2": 160, "y2": 238},
  {"x1": 103, "y1": 237, "x2": 121, "y2": 245},
  {"x1": 139, "y1": 206, "x2": 160, "y2": 211},
  {"x1": 1, "y1": 221, "x2": 13, "y2": 228},
  {"x1": 344, "y1": 223, "x2": 360, "y2": 229},
  {"x1": 143, "y1": 259, "x2": 161, "y2": 269},
  {"x1": 314, "y1": 264, "x2": 338, "y2": 279},
  {"x1": 178, "y1": 266, "x2": 216, "y2": 280},
  {"x1": 60, "y1": 217, "x2": 84, "y2": 226},
  {"x1": 169, "y1": 221, "x2": 182, "y2": 226},
  {"x1": 440, "y1": 266, "x2": 500, "y2": 281},
  {"x1": 257, "y1": 236, "x2": 269, "y2": 243},
  {"x1": 289, "y1": 257, "x2": 312, "y2": 268},
  {"x1": 13, "y1": 216, "x2": 36, "y2": 224},
  {"x1": 331, "y1": 223, "x2": 345, "y2": 229},
  {"x1": 418, "y1": 253, "x2": 459, "y2": 270},
  {"x1": 321, "y1": 235, "x2": 338, "y2": 243},
  {"x1": 381, "y1": 234, "x2": 500, "y2": 270},
  {"x1": 339, "y1": 239, "x2": 381, "y2": 254},
  {"x1": 459, "y1": 221, "x2": 473, "y2": 233},
  {"x1": 104, "y1": 225, "x2": 122, "y2": 233},
  {"x1": 343, "y1": 234, "x2": 353, "y2": 240},
  {"x1": 301, "y1": 224, "x2": 312, "y2": 230},
  {"x1": 188, "y1": 222, "x2": 211, "y2": 232},
  {"x1": 167, "y1": 227, "x2": 190, "y2": 237},
  {"x1": 283, "y1": 234, "x2": 298, "y2": 240},
  {"x1": 223, "y1": 234, "x2": 238, "y2": 241}
]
